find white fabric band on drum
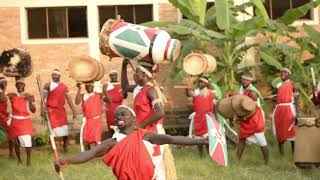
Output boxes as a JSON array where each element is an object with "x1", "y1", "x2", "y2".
[
  {"x1": 199, "y1": 77, "x2": 209, "y2": 83},
  {"x1": 117, "y1": 105, "x2": 136, "y2": 117},
  {"x1": 52, "y1": 70, "x2": 61, "y2": 75},
  {"x1": 151, "y1": 99, "x2": 162, "y2": 109},
  {"x1": 137, "y1": 65, "x2": 153, "y2": 78},
  {"x1": 241, "y1": 75, "x2": 254, "y2": 81}
]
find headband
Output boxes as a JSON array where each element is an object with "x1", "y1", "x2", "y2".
[
  {"x1": 241, "y1": 75, "x2": 254, "y2": 81},
  {"x1": 52, "y1": 70, "x2": 61, "y2": 75},
  {"x1": 280, "y1": 68, "x2": 292, "y2": 75},
  {"x1": 109, "y1": 69, "x2": 118, "y2": 75},
  {"x1": 199, "y1": 77, "x2": 209, "y2": 83},
  {"x1": 116, "y1": 105, "x2": 136, "y2": 117},
  {"x1": 137, "y1": 65, "x2": 152, "y2": 78}
]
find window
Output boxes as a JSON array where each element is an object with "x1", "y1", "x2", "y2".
[
  {"x1": 99, "y1": 5, "x2": 153, "y2": 28},
  {"x1": 27, "y1": 7, "x2": 88, "y2": 39},
  {"x1": 264, "y1": 0, "x2": 312, "y2": 20}
]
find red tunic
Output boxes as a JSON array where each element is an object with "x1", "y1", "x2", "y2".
[
  {"x1": 10, "y1": 95, "x2": 33, "y2": 137},
  {"x1": 0, "y1": 101, "x2": 12, "y2": 140},
  {"x1": 103, "y1": 129, "x2": 154, "y2": 180},
  {"x1": 82, "y1": 93, "x2": 103, "y2": 144},
  {"x1": 274, "y1": 80, "x2": 296, "y2": 142},
  {"x1": 106, "y1": 83, "x2": 123, "y2": 130},
  {"x1": 46, "y1": 83, "x2": 68, "y2": 128},
  {"x1": 239, "y1": 90, "x2": 265, "y2": 138},
  {"x1": 192, "y1": 90, "x2": 214, "y2": 136},
  {"x1": 134, "y1": 86, "x2": 164, "y2": 133}
]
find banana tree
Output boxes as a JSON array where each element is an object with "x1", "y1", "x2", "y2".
[
  {"x1": 259, "y1": 0, "x2": 320, "y2": 116},
  {"x1": 143, "y1": 0, "x2": 269, "y2": 92}
]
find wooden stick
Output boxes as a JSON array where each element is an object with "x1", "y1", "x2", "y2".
[
  {"x1": 36, "y1": 74, "x2": 64, "y2": 180},
  {"x1": 311, "y1": 67, "x2": 316, "y2": 87}
]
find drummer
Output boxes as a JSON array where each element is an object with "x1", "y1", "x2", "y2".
[
  {"x1": 235, "y1": 72, "x2": 269, "y2": 164},
  {"x1": 185, "y1": 76, "x2": 216, "y2": 157}
]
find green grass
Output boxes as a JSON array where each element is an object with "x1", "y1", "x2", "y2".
[{"x1": 1, "y1": 141, "x2": 320, "y2": 180}]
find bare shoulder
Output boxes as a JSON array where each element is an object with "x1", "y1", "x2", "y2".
[
  {"x1": 7, "y1": 92, "x2": 17, "y2": 99},
  {"x1": 44, "y1": 82, "x2": 50, "y2": 90}
]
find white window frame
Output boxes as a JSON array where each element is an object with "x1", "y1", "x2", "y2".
[{"x1": 0, "y1": 0, "x2": 159, "y2": 60}]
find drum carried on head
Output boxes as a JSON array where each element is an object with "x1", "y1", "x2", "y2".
[
  {"x1": 68, "y1": 56, "x2": 105, "y2": 83},
  {"x1": 218, "y1": 95, "x2": 257, "y2": 119},
  {"x1": 99, "y1": 18, "x2": 181, "y2": 64},
  {"x1": 183, "y1": 52, "x2": 216, "y2": 75},
  {"x1": 295, "y1": 117, "x2": 320, "y2": 169},
  {"x1": 0, "y1": 48, "x2": 33, "y2": 79}
]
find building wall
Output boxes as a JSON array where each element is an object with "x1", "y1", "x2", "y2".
[{"x1": 0, "y1": 1, "x2": 320, "y2": 133}]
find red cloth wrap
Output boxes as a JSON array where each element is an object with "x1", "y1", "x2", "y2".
[
  {"x1": 82, "y1": 93, "x2": 103, "y2": 144},
  {"x1": 103, "y1": 129, "x2": 155, "y2": 180},
  {"x1": 106, "y1": 83, "x2": 123, "y2": 130},
  {"x1": 46, "y1": 83, "x2": 68, "y2": 128},
  {"x1": 10, "y1": 96, "x2": 33, "y2": 137}
]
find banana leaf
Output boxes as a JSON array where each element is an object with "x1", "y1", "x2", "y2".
[
  {"x1": 278, "y1": 0, "x2": 320, "y2": 25},
  {"x1": 260, "y1": 50, "x2": 282, "y2": 70},
  {"x1": 169, "y1": 0, "x2": 207, "y2": 25},
  {"x1": 216, "y1": 0, "x2": 237, "y2": 31}
]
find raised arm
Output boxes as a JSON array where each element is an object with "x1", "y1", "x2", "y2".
[
  {"x1": 121, "y1": 59, "x2": 137, "y2": 97},
  {"x1": 75, "y1": 83, "x2": 83, "y2": 105},
  {"x1": 102, "y1": 84, "x2": 112, "y2": 104},
  {"x1": 54, "y1": 138, "x2": 116, "y2": 172},
  {"x1": 137, "y1": 87, "x2": 165, "y2": 128},
  {"x1": 144, "y1": 132, "x2": 208, "y2": 146}
]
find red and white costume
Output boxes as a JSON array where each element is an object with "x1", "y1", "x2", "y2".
[
  {"x1": 82, "y1": 92, "x2": 103, "y2": 144},
  {"x1": 45, "y1": 82, "x2": 69, "y2": 137},
  {"x1": 133, "y1": 85, "x2": 165, "y2": 180},
  {"x1": 105, "y1": 82, "x2": 123, "y2": 130},
  {"x1": 10, "y1": 93, "x2": 34, "y2": 147},
  {"x1": 0, "y1": 101, "x2": 12, "y2": 141},
  {"x1": 239, "y1": 87, "x2": 267, "y2": 146},
  {"x1": 103, "y1": 129, "x2": 158, "y2": 180},
  {"x1": 272, "y1": 80, "x2": 296, "y2": 143},
  {"x1": 188, "y1": 87, "x2": 214, "y2": 138}
]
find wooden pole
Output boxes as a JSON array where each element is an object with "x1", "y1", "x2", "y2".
[{"x1": 36, "y1": 74, "x2": 64, "y2": 180}]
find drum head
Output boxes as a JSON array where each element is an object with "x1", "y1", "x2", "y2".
[
  {"x1": 99, "y1": 19, "x2": 119, "y2": 56},
  {"x1": 183, "y1": 53, "x2": 207, "y2": 75},
  {"x1": 68, "y1": 56, "x2": 99, "y2": 82}
]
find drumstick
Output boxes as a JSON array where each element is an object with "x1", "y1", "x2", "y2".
[
  {"x1": 311, "y1": 67, "x2": 316, "y2": 87},
  {"x1": 288, "y1": 122, "x2": 295, "y2": 131},
  {"x1": 263, "y1": 94, "x2": 277, "y2": 100}
]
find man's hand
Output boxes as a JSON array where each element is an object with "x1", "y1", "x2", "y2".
[
  {"x1": 76, "y1": 82, "x2": 81, "y2": 89},
  {"x1": 72, "y1": 111, "x2": 77, "y2": 120},
  {"x1": 122, "y1": 58, "x2": 130, "y2": 66},
  {"x1": 54, "y1": 159, "x2": 68, "y2": 173}
]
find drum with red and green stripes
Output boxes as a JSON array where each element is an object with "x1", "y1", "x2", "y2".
[{"x1": 99, "y1": 19, "x2": 181, "y2": 64}]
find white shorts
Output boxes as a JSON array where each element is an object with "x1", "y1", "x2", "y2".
[
  {"x1": 246, "y1": 132, "x2": 267, "y2": 146},
  {"x1": 53, "y1": 125, "x2": 69, "y2": 137},
  {"x1": 194, "y1": 133, "x2": 209, "y2": 139},
  {"x1": 18, "y1": 135, "x2": 32, "y2": 147}
]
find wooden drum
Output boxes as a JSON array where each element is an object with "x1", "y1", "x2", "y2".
[
  {"x1": 99, "y1": 19, "x2": 181, "y2": 64},
  {"x1": 183, "y1": 53, "x2": 216, "y2": 75},
  {"x1": 295, "y1": 117, "x2": 320, "y2": 169}
]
